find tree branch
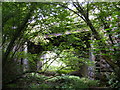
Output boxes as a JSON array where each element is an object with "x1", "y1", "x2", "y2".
[{"x1": 3, "y1": 4, "x2": 36, "y2": 67}]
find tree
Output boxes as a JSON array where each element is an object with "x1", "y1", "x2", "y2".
[
  {"x1": 2, "y1": 2, "x2": 120, "y2": 87},
  {"x1": 54, "y1": 1, "x2": 120, "y2": 80},
  {"x1": 2, "y1": 2, "x2": 40, "y2": 84},
  {"x1": 2, "y1": 2, "x2": 76, "y2": 84}
]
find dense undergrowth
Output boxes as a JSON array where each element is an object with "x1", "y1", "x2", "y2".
[{"x1": 6, "y1": 72, "x2": 100, "y2": 89}]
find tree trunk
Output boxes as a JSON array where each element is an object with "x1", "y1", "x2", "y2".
[
  {"x1": 70, "y1": 2, "x2": 120, "y2": 81},
  {"x1": 3, "y1": 4, "x2": 35, "y2": 67}
]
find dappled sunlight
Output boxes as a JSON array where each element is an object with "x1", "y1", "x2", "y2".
[
  {"x1": 2, "y1": 1, "x2": 120, "y2": 89},
  {"x1": 41, "y1": 51, "x2": 66, "y2": 71}
]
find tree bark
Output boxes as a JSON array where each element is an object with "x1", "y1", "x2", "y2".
[
  {"x1": 3, "y1": 4, "x2": 35, "y2": 67},
  {"x1": 70, "y1": 2, "x2": 120, "y2": 81}
]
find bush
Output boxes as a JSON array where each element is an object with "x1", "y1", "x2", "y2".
[
  {"x1": 46, "y1": 75, "x2": 99, "y2": 89},
  {"x1": 6, "y1": 73, "x2": 99, "y2": 89},
  {"x1": 30, "y1": 83, "x2": 51, "y2": 89},
  {"x1": 107, "y1": 72, "x2": 120, "y2": 88},
  {"x1": 57, "y1": 69, "x2": 75, "y2": 74},
  {"x1": 28, "y1": 75, "x2": 99, "y2": 89}
]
